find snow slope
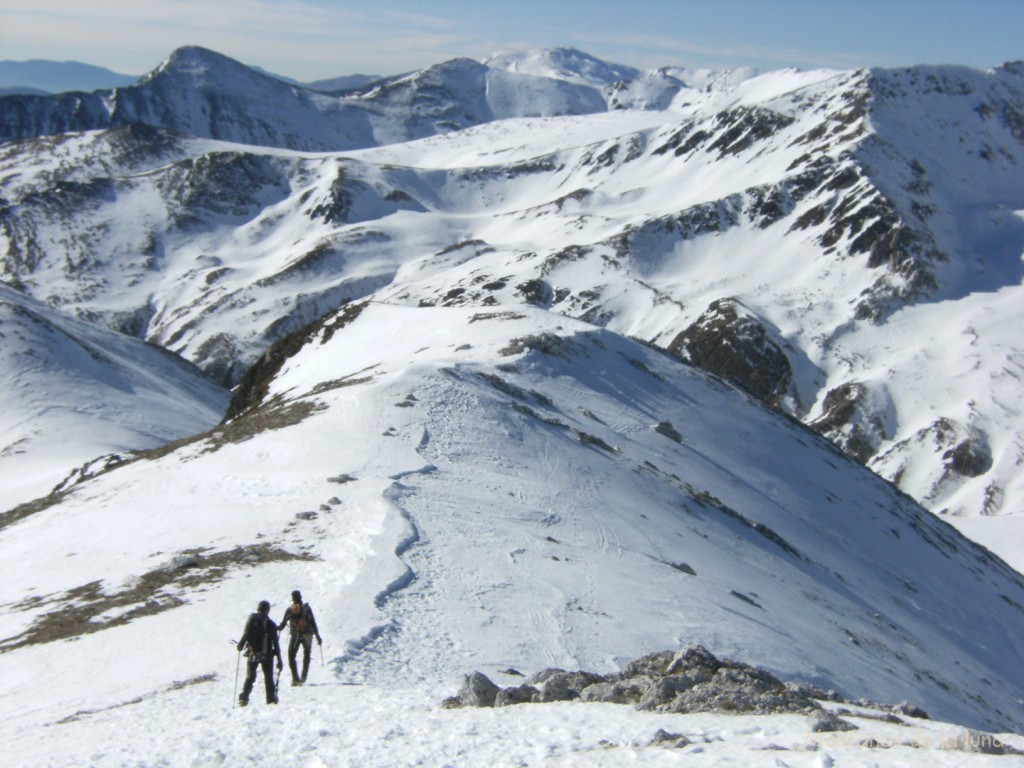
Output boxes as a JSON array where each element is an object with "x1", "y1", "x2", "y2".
[
  {"x1": 17, "y1": 682, "x2": 1024, "y2": 767},
  {"x1": 2, "y1": 50, "x2": 1023, "y2": 550},
  {"x1": 0, "y1": 282, "x2": 228, "y2": 509},
  {"x1": 2, "y1": 49, "x2": 1024, "y2": 764},
  {"x1": 2, "y1": 303, "x2": 1023, "y2": 766}
]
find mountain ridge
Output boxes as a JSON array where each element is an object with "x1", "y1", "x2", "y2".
[
  {"x1": 3, "y1": 301, "x2": 1024, "y2": 736},
  {"x1": 1, "y1": 47, "x2": 1022, "y2": 533},
  {"x1": 2, "y1": 45, "x2": 1024, "y2": 763}
]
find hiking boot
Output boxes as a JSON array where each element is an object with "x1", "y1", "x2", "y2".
[
  {"x1": 268, "y1": 696, "x2": 278, "y2": 704},
  {"x1": 238, "y1": 697, "x2": 248, "y2": 708},
  {"x1": 291, "y1": 679, "x2": 302, "y2": 687}
]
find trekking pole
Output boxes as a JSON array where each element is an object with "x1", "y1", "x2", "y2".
[
  {"x1": 320, "y1": 641, "x2": 325, "y2": 668},
  {"x1": 233, "y1": 648, "x2": 241, "y2": 707}
]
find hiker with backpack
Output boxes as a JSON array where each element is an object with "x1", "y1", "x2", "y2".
[
  {"x1": 278, "y1": 589, "x2": 322, "y2": 686},
  {"x1": 236, "y1": 599, "x2": 283, "y2": 706}
]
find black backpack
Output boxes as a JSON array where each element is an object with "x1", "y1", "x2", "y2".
[{"x1": 244, "y1": 613, "x2": 273, "y2": 658}]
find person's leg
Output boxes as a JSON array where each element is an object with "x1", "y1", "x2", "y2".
[
  {"x1": 300, "y1": 636, "x2": 313, "y2": 682},
  {"x1": 239, "y1": 657, "x2": 258, "y2": 704},
  {"x1": 288, "y1": 633, "x2": 301, "y2": 683},
  {"x1": 262, "y1": 657, "x2": 277, "y2": 703}
]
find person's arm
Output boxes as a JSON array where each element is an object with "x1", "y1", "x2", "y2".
[
  {"x1": 277, "y1": 608, "x2": 289, "y2": 632},
  {"x1": 273, "y1": 626, "x2": 283, "y2": 669},
  {"x1": 236, "y1": 616, "x2": 251, "y2": 652},
  {"x1": 308, "y1": 605, "x2": 323, "y2": 644}
]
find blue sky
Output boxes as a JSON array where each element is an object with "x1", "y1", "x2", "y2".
[{"x1": 2, "y1": 0, "x2": 1022, "y2": 80}]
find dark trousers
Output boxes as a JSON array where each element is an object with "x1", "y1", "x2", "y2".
[
  {"x1": 240, "y1": 655, "x2": 277, "y2": 703},
  {"x1": 288, "y1": 633, "x2": 313, "y2": 682}
]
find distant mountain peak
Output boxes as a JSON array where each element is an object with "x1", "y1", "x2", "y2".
[
  {"x1": 483, "y1": 46, "x2": 642, "y2": 87},
  {"x1": 143, "y1": 45, "x2": 268, "y2": 87}
]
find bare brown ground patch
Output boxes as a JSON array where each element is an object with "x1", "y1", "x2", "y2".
[{"x1": 1, "y1": 543, "x2": 317, "y2": 652}]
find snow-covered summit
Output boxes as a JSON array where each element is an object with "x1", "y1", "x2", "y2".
[
  {"x1": 483, "y1": 46, "x2": 643, "y2": 87},
  {"x1": 143, "y1": 45, "x2": 235, "y2": 82}
]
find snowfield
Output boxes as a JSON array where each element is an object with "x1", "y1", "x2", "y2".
[
  {"x1": 2, "y1": 304, "x2": 1023, "y2": 765},
  {"x1": 2, "y1": 49, "x2": 1022, "y2": 546},
  {"x1": 2, "y1": 46, "x2": 1024, "y2": 766},
  {"x1": 25, "y1": 681, "x2": 1024, "y2": 767}
]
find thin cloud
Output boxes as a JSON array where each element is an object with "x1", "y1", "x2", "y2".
[
  {"x1": 378, "y1": 8, "x2": 459, "y2": 31},
  {"x1": 576, "y1": 31, "x2": 882, "y2": 71},
  {"x1": 1, "y1": 0, "x2": 475, "y2": 77}
]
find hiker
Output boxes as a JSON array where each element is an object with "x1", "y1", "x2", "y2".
[
  {"x1": 278, "y1": 589, "x2": 322, "y2": 686},
  {"x1": 236, "y1": 599, "x2": 283, "y2": 706}
]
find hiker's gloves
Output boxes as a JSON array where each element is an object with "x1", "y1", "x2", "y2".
[{"x1": 316, "y1": 635, "x2": 322, "y2": 645}]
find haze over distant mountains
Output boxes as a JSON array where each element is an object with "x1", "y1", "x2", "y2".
[
  {"x1": 0, "y1": 59, "x2": 140, "y2": 95},
  {"x1": 0, "y1": 55, "x2": 380, "y2": 96}
]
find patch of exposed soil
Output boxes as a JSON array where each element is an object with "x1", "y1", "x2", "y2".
[{"x1": 0, "y1": 544, "x2": 316, "y2": 651}]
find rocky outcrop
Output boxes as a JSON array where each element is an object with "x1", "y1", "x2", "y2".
[
  {"x1": 669, "y1": 299, "x2": 794, "y2": 409},
  {"x1": 444, "y1": 644, "x2": 830, "y2": 716},
  {"x1": 871, "y1": 417, "x2": 994, "y2": 508},
  {"x1": 810, "y1": 381, "x2": 891, "y2": 464},
  {"x1": 440, "y1": 644, "x2": 1024, "y2": 754}
]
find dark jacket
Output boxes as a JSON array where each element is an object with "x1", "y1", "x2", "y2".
[
  {"x1": 238, "y1": 612, "x2": 282, "y2": 663},
  {"x1": 278, "y1": 602, "x2": 320, "y2": 639}
]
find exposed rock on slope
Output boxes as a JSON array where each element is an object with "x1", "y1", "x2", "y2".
[
  {"x1": 669, "y1": 298, "x2": 795, "y2": 409},
  {"x1": 446, "y1": 645, "x2": 824, "y2": 716}
]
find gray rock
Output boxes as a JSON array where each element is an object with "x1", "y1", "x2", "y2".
[
  {"x1": 636, "y1": 674, "x2": 706, "y2": 710},
  {"x1": 665, "y1": 644, "x2": 722, "y2": 676},
  {"x1": 666, "y1": 665, "x2": 815, "y2": 715},
  {"x1": 621, "y1": 650, "x2": 675, "y2": 678},
  {"x1": 458, "y1": 672, "x2": 500, "y2": 707},
  {"x1": 525, "y1": 667, "x2": 566, "y2": 686},
  {"x1": 440, "y1": 695, "x2": 462, "y2": 709},
  {"x1": 668, "y1": 298, "x2": 794, "y2": 408},
  {"x1": 649, "y1": 728, "x2": 691, "y2": 748},
  {"x1": 579, "y1": 678, "x2": 649, "y2": 705},
  {"x1": 785, "y1": 681, "x2": 845, "y2": 703},
  {"x1": 494, "y1": 684, "x2": 539, "y2": 707},
  {"x1": 164, "y1": 554, "x2": 200, "y2": 570},
  {"x1": 892, "y1": 700, "x2": 929, "y2": 719},
  {"x1": 538, "y1": 671, "x2": 606, "y2": 702},
  {"x1": 439, "y1": 644, "x2": 922, "y2": 725},
  {"x1": 807, "y1": 710, "x2": 858, "y2": 733}
]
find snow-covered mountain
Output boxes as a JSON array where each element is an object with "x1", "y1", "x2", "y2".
[
  {"x1": 2, "y1": 45, "x2": 1024, "y2": 763},
  {"x1": 0, "y1": 281, "x2": 228, "y2": 510},
  {"x1": 1, "y1": 48, "x2": 1022, "y2": 533},
  {"x1": 1, "y1": 302, "x2": 1023, "y2": 761},
  {"x1": 0, "y1": 46, "x2": 642, "y2": 153}
]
